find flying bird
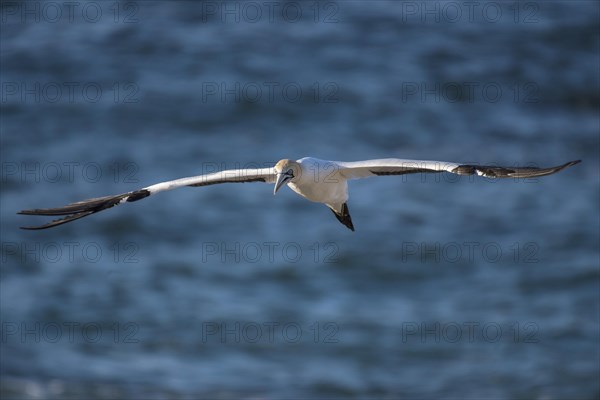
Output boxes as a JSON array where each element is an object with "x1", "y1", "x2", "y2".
[{"x1": 18, "y1": 157, "x2": 580, "y2": 231}]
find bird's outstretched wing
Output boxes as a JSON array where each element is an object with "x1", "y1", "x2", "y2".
[
  {"x1": 336, "y1": 159, "x2": 581, "y2": 179},
  {"x1": 18, "y1": 168, "x2": 276, "y2": 230}
]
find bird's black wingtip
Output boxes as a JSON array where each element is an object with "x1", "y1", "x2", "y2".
[
  {"x1": 17, "y1": 191, "x2": 139, "y2": 229},
  {"x1": 19, "y1": 226, "x2": 41, "y2": 230},
  {"x1": 560, "y1": 160, "x2": 582, "y2": 171}
]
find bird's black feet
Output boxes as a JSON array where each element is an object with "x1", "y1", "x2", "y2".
[{"x1": 330, "y1": 203, "x2": 355, "y2": 231}]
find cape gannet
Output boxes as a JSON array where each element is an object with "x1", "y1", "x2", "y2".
[{"x1": 18, "y1": 157, "x2": 580, "y2": 231}]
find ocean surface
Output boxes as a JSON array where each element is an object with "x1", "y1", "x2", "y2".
[{"x1": 1, "y1": 1, "x2": 599, "y2": 398}]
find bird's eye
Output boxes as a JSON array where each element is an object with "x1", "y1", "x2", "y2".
[{"x1": 287, "y1": 169, "x2": 294, "y2": 177}]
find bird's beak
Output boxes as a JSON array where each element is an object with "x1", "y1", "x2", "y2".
[{"x1": 274, "y1": 173, "x2": 290, "y2": 195}]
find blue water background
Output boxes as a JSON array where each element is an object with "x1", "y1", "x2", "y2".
[{"x1": 1, "y1": 1, "x2": 599, "y2": 398}]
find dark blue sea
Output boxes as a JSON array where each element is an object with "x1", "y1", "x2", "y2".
[{"x1": 1, "y1": 1, "x2": 599, "y2": 398}]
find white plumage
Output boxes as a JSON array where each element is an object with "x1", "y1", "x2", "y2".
[{"x1": 19, "y1": 157, "x2": 580, "y2": 231}]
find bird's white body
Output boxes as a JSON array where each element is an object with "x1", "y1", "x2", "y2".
[
  {"x1": 19, "y1": 156, "x2": 580, "y2": 231},
  {"x1": 287, "y1": 158, "x2": 349, "y2": 212}
]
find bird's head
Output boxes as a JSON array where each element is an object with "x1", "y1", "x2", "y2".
[{"x1": 274, "y1": 159, "x2": 299, "y2": 194}]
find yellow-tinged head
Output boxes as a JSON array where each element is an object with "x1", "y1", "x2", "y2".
[
  {"x1": 273, "y1": 159, "x2": 299, "y2": 194},
  {"x1": 274, "y1": 159, "x2": 293, "y2": 172}
]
